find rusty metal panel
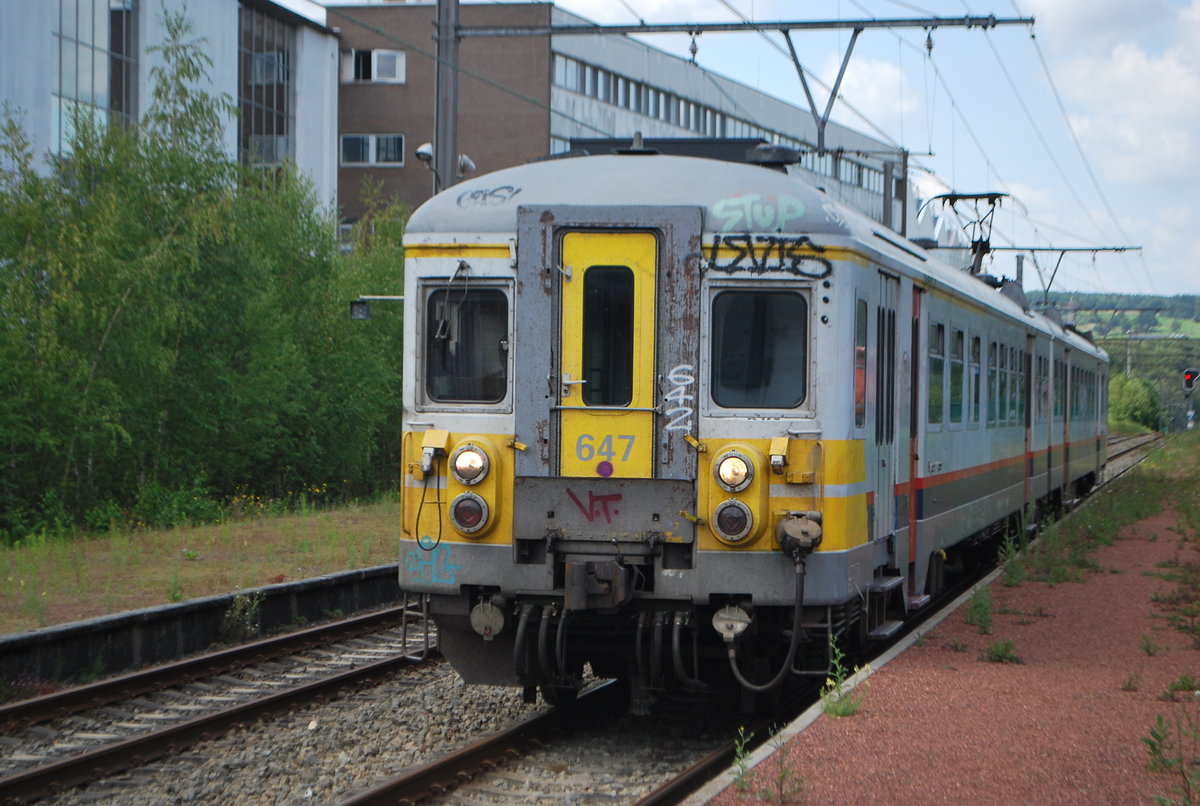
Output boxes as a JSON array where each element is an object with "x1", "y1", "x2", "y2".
[
  {"x1": 513, "y1": 204, "x2": 703, "y2": 481},
  {"x1": 513, "y1": 476, "x2": 695, "y2": 543}
]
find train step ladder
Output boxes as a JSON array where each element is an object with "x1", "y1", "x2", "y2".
[{"x1": 866, "y1": 574, "x2": 905, "y2": 640}]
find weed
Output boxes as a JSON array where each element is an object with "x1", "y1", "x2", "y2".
[
  {"x1": 820, "y1": 635, "x2": 869, "y2": 717},
  {"x1": 980, "y1": 639, "x2": 1023, "y2": 664},
  {"x1": 1124, "y1": 673, "x2": 1141, "y2": 692},
  {"x1": 947, "y1": 637, "x2": 970, "y2": 653},
  {"x1": 1143, "y1": 634, "x2": 1167, "y2": 657},
  {"x1": 756, "y1": 724, "x2": 805, "y2": 804},
  {"x1": 1159, "y1": 676, "x2": 1199, "y2": 702},
  {"x1": 913, "y1": 631, "x2": 926, "y2": 647},
  {"x1": 999, "y1": 535, "x2": 1026, "y2": 587},
  {"x1": 965, "y1": 587, "x2": 994, "y2": 635},
  {"x1": 219, "y1": 592, "x2": 264, "y2": 644},
  {"x1": 732, "y1": 725, "x2": 755, "y2": 794},
  {"x1": 167, "y1": 569, "x2": 183, "y2": 603},
  {"x1": 1145, "y1": 703, "x2": 1200, "y2": 805}
]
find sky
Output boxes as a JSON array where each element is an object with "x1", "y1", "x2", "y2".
[{"x1": 480, "y1": 0, "x2": 1200, "y2": 297}]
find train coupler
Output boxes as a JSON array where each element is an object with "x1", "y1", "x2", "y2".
[{"x1": 563, "y1": 560, "x2": 633, "y2": 612}]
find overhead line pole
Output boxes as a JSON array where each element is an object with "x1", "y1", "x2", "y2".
[{"x1": 435, "y1": 6, "x2": 1032, "y2": 190}]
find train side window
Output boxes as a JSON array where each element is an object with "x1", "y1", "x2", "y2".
[
  {"x1": 949, "y1": 329, "x2": 964, "y2": 424},
  {"x1": 987, "y1": 341, "x2": 998, "y2": 427},
  {"x1": 927, "y1": 322, "x2": 945, "y2": 425},
  {"x1": 425, "y1": 287, "x2": 509, "y2": 403},
  {"x1": 854, "y1": 299, "x2": 867, "y2": 428},
  {"x1": 1010, "y1": 346, "x2": 1023, "y2": 423},
  {"x1": 998, "y1": 345, "x2": 1009, "y2": 425},
  {"x1": 582, "y1": 266, "x2": 634, "y2": 407},
  {"x1": 969, "y1": 337, "x2": 981, "y2": 424},
  {"x1": 1056, "y1": 360, "x2": 1062, "y2": 418},
  {"x1": 711, "y1": 290, "x2": 807, "y2": 408}
]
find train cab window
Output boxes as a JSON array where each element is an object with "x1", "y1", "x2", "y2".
[
  {"x1": 927, "y1": 323, "x2": 945, "y2": 425},
  {"x1": 425, "y1": 288, "x2": 508, "y2": 403},
  {"x1": 854, "y1": 299, "x2": 868, "y2": 428},
  {"x1": 581, "y1": 266, "x2": 634, "y2": 406},
  {"x1": 711, "y1": 290, "x2": 807, "y2": 408},
  {"x1": 949, "y1": 329, "x2": 964, "y2": 424}
]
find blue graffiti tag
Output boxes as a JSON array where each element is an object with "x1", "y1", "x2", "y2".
[{"x1": 406, "y1": 543, "x2": 462, "y2": 585}]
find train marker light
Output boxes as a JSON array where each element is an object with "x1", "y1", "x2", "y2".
[
  {"x1": 1185, "y1": 368, "x2": 1198, "y2": 392},
  {"x1": 451, "y1": 445, "x2": 489, "y2": 484},
  {"x1": 714, "y1": 451, "x2": 753, "y2": 492}
]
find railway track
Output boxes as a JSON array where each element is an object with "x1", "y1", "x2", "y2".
[
  {"x1": 3, "y1": 437, "x2": 1166, "y2": 805},
  {"x1": 337, "y1": 433, "x2": 1170, "y2": 806},
  {"x1": 0, "y1": 600, "x2": 435, "y2": 804},
  {"x1": 339, "y1": 681, "x2": 756, "y2": 806}
]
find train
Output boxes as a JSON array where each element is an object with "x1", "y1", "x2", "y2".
[{"x1": 396, "y1": 141, "x2": 1108, "y2": 710}]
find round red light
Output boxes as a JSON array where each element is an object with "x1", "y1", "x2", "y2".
[
  {"x1": 453, "y1": 497, "x2": 484, "y2": 529},
  {"x1": 716, "y1": 503, "x2": 748, "y2": 536}
]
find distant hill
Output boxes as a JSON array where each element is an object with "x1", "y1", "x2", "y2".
[{"x1": 1044, "y1": 292, "x2": 1200, "y2": 338}]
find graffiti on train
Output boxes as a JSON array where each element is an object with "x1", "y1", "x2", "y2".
[{"x1": 703, "y1": 234, "x2": 833, "y2": 278}]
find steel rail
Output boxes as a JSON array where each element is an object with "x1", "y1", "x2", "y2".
[
  {"x1": 0, "y1": 653, "x2": 418, "y2": 805},
  {"x1": 0, "y1": 604, "x2": 426, "y2": 733}
]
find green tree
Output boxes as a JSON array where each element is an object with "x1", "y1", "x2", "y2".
[
  {"x1": 0, "y1": 9, "x2": 405, "y2": 540},
  {"x1": 1109, "y1": 373, "x2": 1162, "y2": 431}
]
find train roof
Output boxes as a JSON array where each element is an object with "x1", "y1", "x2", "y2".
[{"x1": 406, "y1": 154, "x2": 1107, "y2": 361}]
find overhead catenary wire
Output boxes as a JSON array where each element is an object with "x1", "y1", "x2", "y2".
[{"x1": 1007, "y1": 0, "x2": 1157, "y2": 295}]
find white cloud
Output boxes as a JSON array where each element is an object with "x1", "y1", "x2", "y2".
[
  {"x1": 822, "y1": 55, "x2": 920, "y2": 142},
  {"x1": 1026, "y1": 1, "x2": 1200, "y2": 187}
]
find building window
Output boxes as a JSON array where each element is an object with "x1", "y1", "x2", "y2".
[
  {"x1": 250, "y1": 51, "x2": 287, "y2": 85},
  {"x1": 341, "y1": 134, "x2": 405, "y2": 166},
  {"x1": 239, "y1": 6, "x2": 295, "y2": 166},
  {"x1": 51, "y1": 0, "x2": 138, "y2": 154},
  {"x1": 342, "y1": 49, "x2": 406, "y2": 83}
]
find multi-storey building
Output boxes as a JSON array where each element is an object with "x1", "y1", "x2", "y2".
[
  {"x1": 328, "y1": 2, "x2": 910, "y2": 231},
  {"x1": 0, "y1": 0, "x2": 339, "y2": 208}
]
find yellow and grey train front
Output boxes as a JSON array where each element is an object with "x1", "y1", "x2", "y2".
[{"x1": 400, "y1": 154, "x2": 880, "y2": 704}]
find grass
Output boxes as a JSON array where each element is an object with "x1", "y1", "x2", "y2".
[
  {"x1": 980, "y1": 639, "x2": 1023, "y2": 664},
  {"x1": 1024, "y1": 434, "x2": 1191, "y2": 586},
  {"x1": 0, "y1": 498, "x2": 400, "y2": 634}
]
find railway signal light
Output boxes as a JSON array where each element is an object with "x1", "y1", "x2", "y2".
[{"x1": 1185, "y1": 368, "x2": 1198, "y2": 392}]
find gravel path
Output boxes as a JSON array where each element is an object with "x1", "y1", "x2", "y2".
[{"x1": 700, "y1": 508, "x2": 1193, "y2": 806}]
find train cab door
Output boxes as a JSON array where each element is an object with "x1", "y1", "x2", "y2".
[
  {"x1": 558, "y1": 232, "x2": 657, "y2": 478},
  {"x1": 512, "y1": 205, "x2": 703, "y2": 493},
  {"x1": 873, "y1": 273, "x2": 900, "y2": 540}
]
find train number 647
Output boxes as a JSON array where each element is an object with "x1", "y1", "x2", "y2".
[{"x1": 576, "y1": 433, "x2": 635, "y2": 462}]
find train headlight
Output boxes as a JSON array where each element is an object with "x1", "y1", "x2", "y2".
[
  {"x1": 450, "y1": 492, "x2": 489, "y2": 533},
  {"x1": 714, "y1": 451, "x2": 753, "y2": 492},
  {"x1": 713, "y1": 500, "x2": 754, "y2": 542},
  {"x1": 450, "y1": 445, "x2": 490, "y2": 485}
]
